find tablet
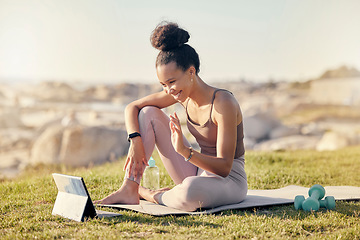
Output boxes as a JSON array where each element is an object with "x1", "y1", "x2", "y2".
[{"x1": 52, "y1": 173, "x2": 121, "y2": 221}]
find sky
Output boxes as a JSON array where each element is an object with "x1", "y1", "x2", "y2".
[{"x1": 0, "y1": 0, "x2": 360, "y2": 84}]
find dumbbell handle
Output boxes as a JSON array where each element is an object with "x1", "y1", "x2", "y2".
[
  {"x1": 302, "y1": 188, "x2": 323, "y2": 211},
  {"x1": 309, "y1": 190, "x2": 321, "y2": 200},
  {"x1": 319, "y1": 200, "x2": 327, "y2": 208}
]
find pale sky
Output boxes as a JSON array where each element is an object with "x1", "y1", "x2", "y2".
[{"x1": 0, "y1": 0, "x2": 360, "y2": 84}]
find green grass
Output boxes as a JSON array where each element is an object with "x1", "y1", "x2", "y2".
[{"x1": 1, "y1": 147, "x2": 360, "y2": 239}]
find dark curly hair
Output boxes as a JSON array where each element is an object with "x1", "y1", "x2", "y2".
[{"x1": 150, "y1": 22, "x2": 200, "y2": 74}]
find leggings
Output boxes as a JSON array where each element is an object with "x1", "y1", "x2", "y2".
[{"x1": 125, "y1": 106, "x2": 248, "y2": 211}]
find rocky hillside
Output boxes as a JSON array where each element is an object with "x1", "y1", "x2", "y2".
[
  {"x1": 318, "y1": 65, "x2": 360, "y2": 79},
  {"x1": 1, "y1": 65, "x2": 360, "y2": 179}
]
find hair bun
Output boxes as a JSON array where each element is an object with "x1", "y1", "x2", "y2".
[{"x1": 150, "y1": 22, "x2": 190, "y2": 51}]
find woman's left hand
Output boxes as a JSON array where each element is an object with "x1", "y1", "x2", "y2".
[{"x1": 169, "y1": 112, "x2": 186, "y2": 156}]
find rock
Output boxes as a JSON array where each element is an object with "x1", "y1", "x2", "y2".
[
  {"x1": 30, "y1": 124, "x2": 129, "y2": 167},
  {"x1": 83, "y1": 83, "x2": 159, "y2": 104},
  {"x1": 0, "y1": 149, "x2": 29, "y2": 179},
  {"x1": 85, "y1": 84, "x2": 115, "y2": 101},
  {"x1": 61, "y1": 111, "x2": 80, "y2": 127},
  {"x1": 59, "y1": 126, "x2": 128, "y2": 167},
  {"x1": 301, "y1": 122, "x2": 325, "y2": 136},
  {"x1": 316, "y1": 131, "x2": 349, "y2": 151},
  {"x1": 254, "y1": 135, "x2": 321, "y2": 151},
  {"x1": 32, "y1": 117, "x2": 63, "y2": 140},
  {"x1": 0, "y1": 128, "x2": 33, "y2": 151},
  {"x1": 244, "y1": 137, "x2": 256, "y2": 150},
  {"x1": 0, "y1": 107, "x2": 24, "y2": 128},
  {"x1": 30, "y1": 125, "x2": 65, "y2": 165},
  {"x1": 243, "y1": 112, "x2": 282, "y2": 141},
  {"x1": 318, "y1": 65, "x2": 360, "y2": 79},
  {"x1": 269, "y1": 125, "x2": 300, "y2": 139},
  {"x1": 27, "y1": 81, "x2": 85, "y2": 102}
]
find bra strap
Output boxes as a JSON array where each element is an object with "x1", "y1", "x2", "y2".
[{"x1": 209, "y1": 89, "x2": 231, "y2": 120}]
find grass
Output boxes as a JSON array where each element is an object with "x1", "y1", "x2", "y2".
[{"x1": 1, "y1": 146, "x2": 360, "y2": 239}]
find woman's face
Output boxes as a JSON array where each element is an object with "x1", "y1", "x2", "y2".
[{"x1": 157, "y1": 62, "x2": 193, "y2": 102}]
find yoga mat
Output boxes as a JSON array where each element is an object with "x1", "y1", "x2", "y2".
[{"x1": 99, "y1": 185, "x2": 360, "y2": 216}]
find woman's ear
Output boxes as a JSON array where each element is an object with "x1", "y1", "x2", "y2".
[{"x1": 187, "y1": 66, "x2": 196, "y2": 76}]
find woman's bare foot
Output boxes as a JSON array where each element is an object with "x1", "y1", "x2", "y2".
[
  {"x1": 138, "y1": 186, "x2": 171, "y2": 204},
  {"x1": 94, "y1": 179, "x2": 140, "y2": 205}
]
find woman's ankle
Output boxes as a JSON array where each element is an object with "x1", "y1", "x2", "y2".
[
  {"x1": 122, "y1": 178, "x2": 140, "y2": 193},
  {"x1": 138, "y1": 186, "x2": 169, "y2": 204}
]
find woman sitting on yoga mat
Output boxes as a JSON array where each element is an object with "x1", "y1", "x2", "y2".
[{"x1": 96, "y1": 22, "x2": 247, "y2": 211}]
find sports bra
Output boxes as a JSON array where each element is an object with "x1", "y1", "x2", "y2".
[{"x1": 186, "y1": 89, "x2": 245, "y2": 158}]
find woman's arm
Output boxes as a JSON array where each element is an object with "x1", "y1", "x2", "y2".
[
  {"x1": 170, "y1": 91, "x2": 241, "y2": 178},
  {"x1": 125, "y1": 90, "x2": 177, "y2": 134},
  {"x1": 123, "y1": 90, "x2": 177, "y2": 178}
]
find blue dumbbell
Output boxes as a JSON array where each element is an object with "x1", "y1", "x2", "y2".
[{"x1": 294, "y1": 184, "x2": 335, "y2": 211}]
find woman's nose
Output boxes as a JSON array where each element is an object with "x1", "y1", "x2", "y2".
[{"x1": 168, "y1": 88, "x2": 175, "y2": 94}]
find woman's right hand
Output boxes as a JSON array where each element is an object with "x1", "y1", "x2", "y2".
[{"x1": 123, "y1": 137, "x2": 148, "y2": 180}]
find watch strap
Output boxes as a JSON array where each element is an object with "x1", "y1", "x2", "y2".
[{"x1": 127, "y1": 132, "x2": 141, "y2": 142}]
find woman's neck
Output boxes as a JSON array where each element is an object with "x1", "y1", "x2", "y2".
[{"x1": 188, "y1": 76, "x2": 216, "y2": 107}]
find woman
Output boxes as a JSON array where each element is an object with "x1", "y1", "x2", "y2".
[{"x1": 96, "y1": 22, "x2": 247, "y2": 211}]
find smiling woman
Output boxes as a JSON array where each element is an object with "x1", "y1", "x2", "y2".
[{"x1": 95, "y1": 21, "x2": 247, "y2": 212}]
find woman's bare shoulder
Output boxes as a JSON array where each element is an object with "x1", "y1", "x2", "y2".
[
  {"x1": 212, "y1": 90, "x2": 241, "y2": 123},
  {"x1": 214, "y1": 90, "x2": 239, "y2": 108}
]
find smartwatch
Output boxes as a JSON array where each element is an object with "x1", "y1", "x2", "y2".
[{"x1": 127, "y1": 132, "x2": 141, "y2": 142}]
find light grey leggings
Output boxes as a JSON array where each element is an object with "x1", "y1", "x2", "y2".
[{"x1": 126, "y1": 106, "x2": 247, "y2": 211}]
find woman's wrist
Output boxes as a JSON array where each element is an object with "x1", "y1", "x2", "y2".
[
  {"x1": 178, "y1": 145, "x2": 188, "y2": 157},
  {"x1": 179, "y1": 146, "x2": 194, "y2": 161},
  {"x1": 129, "y1": 135, "x2": 143, "y2": 146},
  {"x1": 185, "y1": 147, "x2": 193, "y2": 162},
  {"x1": 127, "y1": 132, "x2": 141, "y2": 142}
]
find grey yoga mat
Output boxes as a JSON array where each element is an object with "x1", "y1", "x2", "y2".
[{"x1": 99, "y1": 185, "x2": 360, "y2": 216}]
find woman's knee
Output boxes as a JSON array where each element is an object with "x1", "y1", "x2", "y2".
[
  {"x1": 139, "y1": 106, "x2": 162, "y2": 115},
  {"x1": 174, "y1": 177, "x2": 210, "y2": 211},
  {"x1": 139, "y1": 106, "x2": 163, "y2": 123}
]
